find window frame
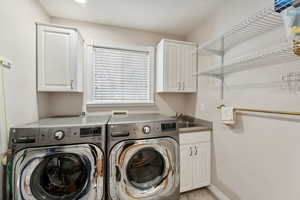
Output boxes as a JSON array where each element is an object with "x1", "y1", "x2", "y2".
[{"x1": 86, "y1": 41, "x2": 156, "y2": 107}]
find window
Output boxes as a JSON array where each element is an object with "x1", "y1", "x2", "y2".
[{"x1": 87, "y1": 44, "x2": 155, "y2": 105}]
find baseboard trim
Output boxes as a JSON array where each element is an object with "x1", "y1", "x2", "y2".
[{"x1": 208, "y1": 185, "x2": 231, "y2": 200}]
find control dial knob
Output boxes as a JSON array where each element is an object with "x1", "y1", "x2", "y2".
[
  {"x1": 54, "y1": 130, "x2": 65, "y2": 140},
  {"x1": 143, "y1": 126, "x2": 151, "y2": 134}
]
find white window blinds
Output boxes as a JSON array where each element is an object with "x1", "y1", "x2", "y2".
[{"x1": 92, "y1": 46, "x2": 154, "y2": 104}]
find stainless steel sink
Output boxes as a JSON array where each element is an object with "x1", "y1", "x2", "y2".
[{"x1": 172, "y1": 114, "x2": 212, "y2": 131}]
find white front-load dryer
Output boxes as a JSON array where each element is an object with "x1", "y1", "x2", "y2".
[
  {"x1": 107, "y1": 114, "x2": 180, "y2": 200},
  {"x1": 109, "y1": 138, "x2": 179, "y2": 200}
]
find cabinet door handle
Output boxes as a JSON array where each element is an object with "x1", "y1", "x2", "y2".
[
  {"x1": 178, "y1": 82, "x2": 181, "y2": 90},
  {"x1": 70, "y1": 80, "x2": 74, "y2": 90},
  {"x1": 194, "y1": 146, "x2": 198, "y2": 156},
  {"x1": 189, "y1": 147, "x2": 193, "y2": 157}
]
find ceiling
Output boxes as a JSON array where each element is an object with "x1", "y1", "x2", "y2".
[{"x1": 38, "y1": 0, "x2": 222, "y2": 36}]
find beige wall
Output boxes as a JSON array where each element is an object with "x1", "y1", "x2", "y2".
[
  {"x1": 51, "y1": 17, "x2": 183, "y2": 47},
  {"x1": 186, "y1": 0, "x2": 300, "y2": 199},
  {"x1": 47, "y1": 17, "x2": 187, "y2": 117},
  {"x1": 0, "y1": 0, "x2": 51, "y2": 126}
]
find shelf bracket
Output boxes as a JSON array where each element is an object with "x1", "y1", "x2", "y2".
[
  {"x1": 202, "y1": 48, "x2": 224, "y2": 56},
  {"x1": 220, "y1": 36, "x2": 225, "y2": 100},
  {"x1": 212, "y1": 74, "x2": 223, "y2": 79}
]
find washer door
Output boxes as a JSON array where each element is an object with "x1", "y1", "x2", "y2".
[
  {"x1": 109, "y1": 138, "x2": 179, "y2": 200},
  {"x1": 13, "y1": 144, "x2": 104, "y2": 200}
]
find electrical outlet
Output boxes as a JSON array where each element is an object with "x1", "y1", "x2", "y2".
[{"x1": 112, "y1": 110, "x2": 128, "y2": 118}]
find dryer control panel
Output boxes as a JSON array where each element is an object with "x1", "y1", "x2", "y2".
[
  {"x1": 161, "y1": 122, "x2": 177, "y2": 132},
  {"x1": 110, "y1": 121, "x2": 177, "y2": 138}
]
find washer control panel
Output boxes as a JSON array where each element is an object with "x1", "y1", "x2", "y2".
[{"x1": 9, "y1": 125, "x2": 105, "y2": 150}]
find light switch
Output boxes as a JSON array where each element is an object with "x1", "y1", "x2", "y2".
[{"x1": 0, "y1": 57, "x2": 12, "y2": 68}]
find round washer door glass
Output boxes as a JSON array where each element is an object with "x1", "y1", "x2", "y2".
[
  {"x1": 126, "y1": 147, "x2": 165, "y2": 190},
  {"x1": 30, "y1": 153, "x2": 90, "y2": 200}
]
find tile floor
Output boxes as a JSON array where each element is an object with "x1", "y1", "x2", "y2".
[{"x1": 180, "y1": 188, "x2": 217, "y2": 200}]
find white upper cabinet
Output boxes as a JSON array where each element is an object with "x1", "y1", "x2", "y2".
[
  {"x1": 37, "y1": 23, "x2": 84, "y2": 92},
  {"x1": 156, "y1": 39, "x2": 197, "y2": 93},
  {"x1": 180, "y1": 44, "x2": 197, "y2": 92},
  {"x1": 164, "y1": 41, "x2": 181, "y2": 92}
]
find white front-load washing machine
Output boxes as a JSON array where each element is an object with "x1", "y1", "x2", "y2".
[
  {"x1": 107, "y1": 114, "x2": 180, "y2": 200},
  {"x1": 8, "y1": 115, "x2": 109, "y2": 200}
]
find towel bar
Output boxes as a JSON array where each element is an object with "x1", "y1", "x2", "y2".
[{"x1": 217, "y1": 105, "x2": 300, "y2": 116}]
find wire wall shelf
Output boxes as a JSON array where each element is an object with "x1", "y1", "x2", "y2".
[
  {"x1": 198, "y1": 8, "x2": 283, "y2": 56},
  {"x1": 196, "y1": 42, "x2": 300, "y2": 77}
]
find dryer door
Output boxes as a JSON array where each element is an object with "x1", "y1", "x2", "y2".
[
  {"x1": 13, "y1": 144, "x2": 104, "y2": 200},
  {"x1": 109, "y1": 138, "x2": 179, "y2": 200}
]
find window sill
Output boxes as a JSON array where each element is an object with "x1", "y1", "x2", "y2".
[{"x1": 86, "y1": 102, "x2": 156, "y2": 108}]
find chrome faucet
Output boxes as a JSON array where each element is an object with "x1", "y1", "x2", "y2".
[{"x1": 175, "y1": 113, "x2": 184, "y2": 120}]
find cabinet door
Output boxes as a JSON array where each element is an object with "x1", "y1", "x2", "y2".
[
  {"x1": 192, "y1": 143, "x2": 211, "y2": 189},
  {"x1": 180, "y1": 144, "x2": 194, "y2": 193},
  {"x1": 180, "y1": 44, "x2": 197, "y2": 92},
  {"x1": 74, "y1": 35, "x2": 84, "y2": 92},
  {"x1": 38, "y1": 25, "x2": 76, "y2": 92},
  {"x1": 164, "y1": 41, "x2": 181, "y2": 92}
]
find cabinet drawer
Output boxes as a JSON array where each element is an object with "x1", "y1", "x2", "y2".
[{"x1": 180, "y1": 131, "x2": 210, "y2": 145}]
